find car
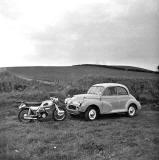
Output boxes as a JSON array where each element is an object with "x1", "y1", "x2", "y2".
[{"x1": 65, "y1": 83, "x2": 141, "y2": 121}]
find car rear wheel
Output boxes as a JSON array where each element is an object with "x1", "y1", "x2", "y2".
[
  {"x1": 85, "y1": 108, "x2": 97, "y2": 121},
  {"x1": 127, "y1": 105, "x2": 137, "y2": 117}
]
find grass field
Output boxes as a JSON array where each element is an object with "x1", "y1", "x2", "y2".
[
  {"x1": 0, "y1": 101, "x2": 159, "y2": 160},
  {"x1": 0, "y1": 65, "x2": 159, "y2": 160}
]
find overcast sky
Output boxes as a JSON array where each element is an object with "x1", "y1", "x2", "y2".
[{"x1": 0, "y1": 0, "x2": 158, "y2": 70}]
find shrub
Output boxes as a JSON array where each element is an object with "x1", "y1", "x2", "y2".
[
  {"x1": 66, "y1": 76, "x2": 159, "y2": 104},
  {"x1": 0, "y1": 71, "x2": 158, "y2": 105}
]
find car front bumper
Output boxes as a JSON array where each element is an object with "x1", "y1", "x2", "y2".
[
  {"x1": 66, "y1": 104, "x2": 80, "y2": 114},
  {"x1": 67, "y1": 109, "x2": 80, "y2": 115},
  {"x1": 66, "y1": 101, "x2": 85, "y2": 115}
]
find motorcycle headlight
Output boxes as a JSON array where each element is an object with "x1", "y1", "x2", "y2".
[{"x1": 19, "y1": 103, "x2": 26, "y2": 109}]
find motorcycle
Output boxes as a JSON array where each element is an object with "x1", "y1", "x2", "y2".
[{"x1": 18, "y1": 97, "x2": 67, "y2": 123}]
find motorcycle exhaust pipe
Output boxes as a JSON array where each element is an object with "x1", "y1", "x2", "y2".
[
  {"x1": 24, "y1": 117, "x2": 37, "y2": 120},
  {"x1": 24, "y1": 114, "x2": 37, "y2": 120}
]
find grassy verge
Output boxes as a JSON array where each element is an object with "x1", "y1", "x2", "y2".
[{"x1": 0, "y1": 100, "x2": 159, "y2": 160}]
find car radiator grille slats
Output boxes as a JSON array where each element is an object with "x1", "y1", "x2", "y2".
[{"x1": 68, "y1": 105, "x2": 76, "y2": 110}]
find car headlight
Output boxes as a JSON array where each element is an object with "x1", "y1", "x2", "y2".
[
  {"x1": 72, "y1": 100, "x2": 84, "y2": 107},
  {"x1": 65, "y1": 98, "x2": 72, "y2": 105}
]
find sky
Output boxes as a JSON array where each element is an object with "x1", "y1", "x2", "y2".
[{"x1": 0, "y1": 0, "x2": 158, "y2": 71}]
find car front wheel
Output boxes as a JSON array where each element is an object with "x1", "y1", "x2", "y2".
[
  {"x1": 85, "y1": 108, "x2": 97, "y2": 121},
  {"x1": 127, "y1": 105, "x2": 137, "y2": 117}
]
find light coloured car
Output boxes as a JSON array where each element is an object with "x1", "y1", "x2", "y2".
[{"x1": 65, "y1": 83, "x2": 141, "y2": 121}]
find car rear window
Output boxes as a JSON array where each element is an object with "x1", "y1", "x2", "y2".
[
  {"x1": 116, "y1": 86, "x2": 128, "y2": 95},
  {"x1": 103, "y1": 87, "x2": 117, "y2": 96}
]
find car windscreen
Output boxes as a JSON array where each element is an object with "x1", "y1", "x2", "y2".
[{"x1": 87, "y1": 86, "x2": 105, "y2": 95}]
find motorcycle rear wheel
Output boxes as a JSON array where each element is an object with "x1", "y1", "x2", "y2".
[
  {"x1": 53, "y1": 108, "x2": 67, "y2": 121},
  {"x1": 18, "y1": 108, "x2": 33, "y2": 123}
]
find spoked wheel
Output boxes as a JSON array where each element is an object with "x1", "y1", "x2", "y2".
[
  {"x1": 53, "y1": 108, "x2": 67, "y2": 121},
  {"x1": 18, "y1": 108, "x2": 32, "y2": 123},
  {"x1": 127, "y1": 105, "x2": 137, "y2": 117},
  {"x1": 85, "y1": 108, "x2": 97, "y2": 121}
]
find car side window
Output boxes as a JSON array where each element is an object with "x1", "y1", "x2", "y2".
[
  {"x1": 117, "y1": 86, "x2": 128, "y2": 95},
  {"x1": 103, "y1": 87, "x2": 117, "y2": 96}
]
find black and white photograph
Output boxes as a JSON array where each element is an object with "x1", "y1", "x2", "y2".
[{"x1": 0, "y1": 0, "x2": 159, "y2": 159}]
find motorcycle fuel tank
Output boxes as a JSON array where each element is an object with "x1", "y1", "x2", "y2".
[{"x1": 40, "y1": 100, "x2": 53, "y2": 108}]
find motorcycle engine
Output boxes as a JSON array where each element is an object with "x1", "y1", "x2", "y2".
[{"x1": 40, "y1": 112, "x2": 48, "y2": 118}]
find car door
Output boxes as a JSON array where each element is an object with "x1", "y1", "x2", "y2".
[
  {"x1": 100, "y1": 87, "x2": 120, "y2": 113},
  {"x1": 116, "y1": 86, "x2": 129, "y2": 111}
]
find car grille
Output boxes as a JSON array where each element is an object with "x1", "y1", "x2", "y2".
[{"x1": 68, "y1": 105, "x2": 77, "y2": 110}]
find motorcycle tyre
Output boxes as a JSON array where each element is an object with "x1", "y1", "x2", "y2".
[
  {"x1": 53, "y1": 108, "x2": 67, "y2": 121},
  {"x1": 18, "y1": 108, "x2": 33, "y2": 123}
]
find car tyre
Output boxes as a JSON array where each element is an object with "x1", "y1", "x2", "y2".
[
  {"x1": 85, "y1": 107, "x2": 97, "y2": 121},
  {"x1": 127, "y1": 105, "x2": 137, "y2": 117}
]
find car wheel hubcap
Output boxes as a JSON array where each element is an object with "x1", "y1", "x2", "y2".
[
  {"x1": 129, "y1": 106, "x2": 135, "y2": 116},
  {"x1": 89, "y1": 109, "x2": 96, "y2": 120}
]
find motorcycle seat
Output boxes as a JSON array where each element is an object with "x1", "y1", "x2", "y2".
[{"x1": 25, "y1": 102, "x2": 42, "y2": 106}]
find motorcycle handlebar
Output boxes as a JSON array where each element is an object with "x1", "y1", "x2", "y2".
[
  {"x1": 50, "y1": 97, "x2": 59, "y2": 103},
  {"x1": 16, "y1": 100, "x2": 25, "y2": 104}
]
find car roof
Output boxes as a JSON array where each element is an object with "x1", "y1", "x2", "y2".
[{"x1": 93, "y1": 83, "x2": 127, "y2": 88}]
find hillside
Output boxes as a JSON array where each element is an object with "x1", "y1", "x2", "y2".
[
  {"x1": 1, "y1": 65, "x2": 158, "y2": 104},
  {"x1": 76, "y1": 64, "x2": 155, "y2": 73},
  {"x1": 6, "y1": 65, "x2": 159, "y2": 82}
]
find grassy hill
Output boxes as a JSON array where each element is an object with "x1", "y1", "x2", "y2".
[
  {"x1": 0, "y1": 64, "x2": 158, "y2": 104},
  {"x1": 6, "y1": 64, "x2": 159, "y2": 82},
  {"x1": 76, "y1": 64, "x2": 156, "y2": 73}
]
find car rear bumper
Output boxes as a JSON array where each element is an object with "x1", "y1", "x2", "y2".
[{"x1": 137, "y1": 101, "x2": 142, "y2": 110}]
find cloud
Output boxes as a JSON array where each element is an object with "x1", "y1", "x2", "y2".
[
  {"x1": 0, "y1": 1, "x2": 36, "y2": 67},
  {"x1": 0, "y1": 0, "x2": 158, "y2": 69},
  {"x1": 0, "y1": 0, "x2": 19, "y2": 19},
  {"x1": 32, "y1": 0, "x2": 159, "y2": 69}
]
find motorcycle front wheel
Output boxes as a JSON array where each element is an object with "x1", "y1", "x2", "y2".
[
  {"x1": 18, "y1": 108, "x2": 33, "y2": 123},
  {"x1": 53, "y1": 108, "x2": 67, "y2": 121}
]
